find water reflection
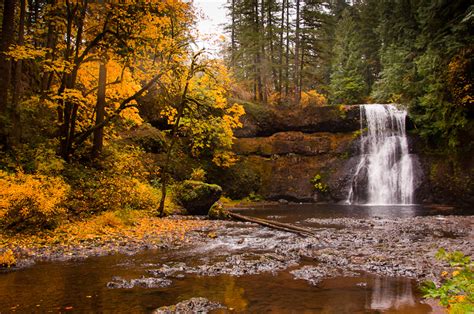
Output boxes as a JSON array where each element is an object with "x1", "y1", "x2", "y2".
[
  {"x1": 0, "y1": 256, "x2": 432, "y2": 313},
  {"x1": 234, "y1": 203, "x2": 470, "y2": 224},
  {"x1": 370, "y1": 277, "x2": 415, "y2": 311}
]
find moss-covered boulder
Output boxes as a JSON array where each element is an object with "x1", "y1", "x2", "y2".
[
  {"x1": 208, "y1": 202, "x2": 230, "y2": 220},
  {"x1": 174, "y1": 180, "x2": 222, "y2": 215}
]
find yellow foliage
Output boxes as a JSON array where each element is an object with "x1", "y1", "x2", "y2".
[
  {"x1": 268, "y1": 92, "x2": 282, "y2": 106},
  {"x1": 0, "y1": 249, "x2": 16, "y2": 268},
  {"x1": 6, "y1": 44, "x2": 48, "y2": 61},
  {"x1": 94, "y1": 211, "x2": 124, "y2": 229},
  {"x1": 300, "y1": 90, "x2": 328, "y2": 107},
  {"x1": 212, "y1": 151, "x2": 238, "y2": 168},
  {"x1": 164, "y1": 58, "x2": 244, "y2": 167},
  {"x1": 190, "y1": 168, "x2": 206, "y2": 181},
  {"x1": 0, "y1": 171, "x2": 69, "y2": 230},
  {"x1": 70, "y1": 175, "x2": 160, "y2": 214}
]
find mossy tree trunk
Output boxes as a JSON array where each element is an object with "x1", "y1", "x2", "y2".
[{"x1": 158, "y1": 51, "x2": 204, "y2": 217}]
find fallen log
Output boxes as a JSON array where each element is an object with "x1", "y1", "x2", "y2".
[{"x1": 227, "y1": 212, "x2": 316, "y2": 237}]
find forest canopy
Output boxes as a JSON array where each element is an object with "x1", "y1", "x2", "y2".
[
  {"x1": 224, "y1": 0, "x2": 473, "y2": 149},
  {"x1": 0, "y1": 0, "x2": 472, "y2": 230}
]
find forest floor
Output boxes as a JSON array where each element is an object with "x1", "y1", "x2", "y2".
[
  {"x1": 0, "y1": 212, "x2": 221, "y2": 270},
  {"x1": 0, "y1": 199, "x2": 273, "y2": 270}
]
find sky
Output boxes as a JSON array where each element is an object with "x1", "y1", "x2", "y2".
[{"x1": 193, "y1": 0, "x2": 228, "y2": 53}]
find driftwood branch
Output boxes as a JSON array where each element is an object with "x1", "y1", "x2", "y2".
[{"x1": 227, "y1": 212, "x2": 316, "y2": 237}]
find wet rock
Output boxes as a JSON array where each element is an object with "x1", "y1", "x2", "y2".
[
  {"x1": 291, "y1": 264, "x2": 360, "y2": 287},
  {"x1": 106, "y1": 276, "x2": 172, "y2": 289},
  {"x1": 187, "y1": 252, "x2": 299, "y2": 276},
  {"x1": 152, "y1": 297, "x2": 226, "y2": 314},
  {"x1": 147, "y1": 263, "x2": 187, "y2": 278}
]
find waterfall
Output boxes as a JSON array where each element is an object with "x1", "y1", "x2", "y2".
[{"x1": 347, "y1": 104, "x2": 414, "y2": 205}]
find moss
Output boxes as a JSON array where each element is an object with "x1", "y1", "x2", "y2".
[
  {"x1": 208, "y1": 202, "x2": 229, "y2": 220},
  {"x1": 174, "y1": 180, "x2": 222, "y2": 215},
  {"x1": 338, "y1": 104, "x2": 348, "y2": 119},
  {"x1": 352, "y1": 127, "x2": 367, "y2": 139},
  {"x1": 126, "y1": 123, "x2": 165, "y2": 153},
  {"x1": 231, "y1": 99, "x2": 273, "y2": 124},
  {"x1": 248, "y1": 192, "x2": 264, "y2": 201},
  {"x1": 208, "y1": 160, "x2": 262, "y2": 200}
]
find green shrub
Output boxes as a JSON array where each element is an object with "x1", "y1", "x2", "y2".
[
  {"x1": 209, "y1": 161, "x2": 261, "y2": 200},
  {"x1": 422, "y1": 249, "x2": 474, "y2": 313},
  {"x1": 310, "y1": 174, "x2": 329, "y2": 194}
]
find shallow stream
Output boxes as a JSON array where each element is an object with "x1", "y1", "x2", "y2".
[{"x1": 1, "y1": 204, "x2": 471, "y2": 313}]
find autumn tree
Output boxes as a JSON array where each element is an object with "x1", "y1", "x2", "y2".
[
  {"x1": 2, "y1": 0, "x2": 195, "y2": 160},
  {"x1": 156, "y1": 50, "x2": 244, "y2": 216}
]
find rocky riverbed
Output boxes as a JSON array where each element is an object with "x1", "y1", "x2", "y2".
[
  {"x1": 124, "y1": 214, "x2": 472, "y2": 288},
  {"x1": 5, "y1": 213, "x2": 473, "y2": 286},
  {"x1": 1, "y1": 205, "x2": 471, "y2": 312}
]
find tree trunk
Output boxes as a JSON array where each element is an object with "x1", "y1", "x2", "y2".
[
  {"x1": 92, "y1": 61, "x2": 107, "y2": 158},
  {"x1": 231, "y1": 0, "x2": 236, "y2": 67},
  {"x1": 299, "y1": 40, "x2": 304, "y2": 103},
  {"x1": 254, "y1": 0, "x2": 263, "y2": 102},
  {"x1": 157, "y1": 99, "x2": 186, "y2": 217},
  {"x1": 0, "y1": 0, "x2": 16, "y2": 137},
  {"x1": 284, "y1": 0, "x2": 290, "y2": 97},
  {"x1": 294, "y1": 0, "x2": 301, "y2": 104},
  {"x1": 267, "y1": 0, "x2": 278, "y2": 93},
  {"x1": 278, "y1": 0, "x2": 285, "y2": 95},
  {"x1": 10, "y1": 0, "x2": 26, "y2": 144},
  {"x1": 59, "y1": 1, "x2": 87, "y2": 161},
  {"x1": 260, "y1": 0, "x2": 267, "y2": 103},
  {"x1": 228, "y1": 212, "x2": 316, "y2": 237}
]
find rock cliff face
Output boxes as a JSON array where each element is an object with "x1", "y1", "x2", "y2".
[
  {"x1": 228, "y1": 103, "x2": 473, "y2": 206},
  {"x1": 410, "y1": 138, "x2": 474, "y2": 206},
  {"x1": 229, "y1": 105, "x2": 361, "y2": 202}
]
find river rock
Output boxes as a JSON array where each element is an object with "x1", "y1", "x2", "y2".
[
  {"x1": 174, "y1": 180, "x2": 222, "y2": 215},
  {"x1": 106, "y1": 276, "x2": 172, "y2": 289},
  {"x1": 153, "y1": 297, "x2": 226, "y2": 313}
]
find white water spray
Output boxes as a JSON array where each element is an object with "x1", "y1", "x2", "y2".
[{"x1": 347, "y1": 104, "x2": 414, "y2": 205}]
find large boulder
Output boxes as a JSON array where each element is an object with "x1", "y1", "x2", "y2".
[{"x1": 174, "y1": 180, "x2": 222, "y2": 215}]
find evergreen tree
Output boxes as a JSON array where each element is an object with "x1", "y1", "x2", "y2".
[{"x1": 329, "y1": 8, "x2": 367, "y2": 104}]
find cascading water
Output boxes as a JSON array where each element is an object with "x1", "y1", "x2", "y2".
[{"x1": 347, "y1": 104, "x2": 414, "y2": 205}]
